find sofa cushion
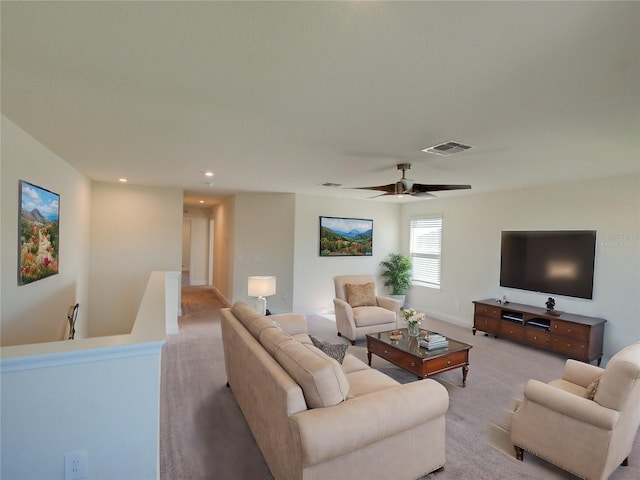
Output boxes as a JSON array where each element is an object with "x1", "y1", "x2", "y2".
[
  {"x1": 341, "y1": 354, "x2": 371, "y2": 374},
  {"x1": 260, "y1": 328, "x2": 349, "y2": 408},
  {"x1": 231, "y1": 301, "x2": 277, "y2": 338},
  {"x1": 231, "y1": 300, "x2": 260, "y2": 325},
  {"x1": 310, "y1": 336, "x2": 349, "y2": 364},
  {"x1": 548, "y1": 378, "x2": 587, "y2": 398},
  {"x1": 260, "y1": 326, "x2": 294, "y2": 357},
  {"x1": 293, "y1": 333, "x2": 312, "y2": 344},
  {"x1": 353, "y1": 306, "x2": 396, "y2": 327},
  {"x1": 345, "y1": 368, "x2": 400, "y2": 399},
  {"x1": 345, "y1": 282, "x2": 376, "y2": 307}
]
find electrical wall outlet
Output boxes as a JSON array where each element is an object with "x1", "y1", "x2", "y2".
[{"x1": 65, "y1": 450, "x2": 87, "y2": 480}]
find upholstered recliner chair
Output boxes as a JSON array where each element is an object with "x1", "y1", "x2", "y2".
[
  {"x1": 333, "y1": 275, "x2": 400, "y2": 345},
  {"x1": 511, "y1": 341, "x2": 640, "y2": 480}
]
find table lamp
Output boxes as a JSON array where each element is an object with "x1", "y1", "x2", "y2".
[{"x1": 248, "y1": 276, "x2": 276, "y2": 315}]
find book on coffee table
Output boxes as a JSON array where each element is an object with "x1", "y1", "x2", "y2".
[{"x1": 420, "y1": 334, "x2": 449, "y2": 350}]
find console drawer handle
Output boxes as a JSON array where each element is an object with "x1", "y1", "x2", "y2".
[
  {"x1": 447, "y1": 360, "x2": 451, "y2": 366},
  {"x1": 410, "y1": 362, "x2": 416, "y2": 367}
]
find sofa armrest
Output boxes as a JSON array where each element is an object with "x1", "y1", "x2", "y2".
[
  {"x1": 333, "y1": 298, "x2": 356, "y2": 339},
  {"x1": 376, "y1": 296, "x2": 400, "y2": 313},
  {"x1": 333, "y1": 298, "x2": 353, "y2": 317},
  {"x1": 290, "y1": 379, "x2": 448, "y2": 466},
  {"x1": 272, "y1": 313, "x2": 307, "y2": 335},
  {"x1": 520, "y1": 379, "x2": 619, "y2": 430},
  {"x1": 562, "y1": 359, "x2": 604, "y2": 388}
]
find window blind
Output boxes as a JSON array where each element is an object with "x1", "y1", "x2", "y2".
[{"x1": 410, "y1": 216, "x2": 442, "y2": 288}]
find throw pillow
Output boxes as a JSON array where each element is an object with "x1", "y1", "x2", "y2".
[
  {"x1": 310, "y1": 336, "x2": 349, "y2": 364},
  {"x1": 584, "y1": 375, "x2": 602, "y2": 401},
  {"x1": 345, "y1": 282, "x2": 376, "y2": 308}
]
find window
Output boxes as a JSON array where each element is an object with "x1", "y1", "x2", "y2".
[{"x1": 410, "y1": 216, "x2": 443, "y2": 289}]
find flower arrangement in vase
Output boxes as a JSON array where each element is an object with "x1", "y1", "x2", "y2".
[{"x1": 403, "y1": 308, "x2": 425, "y2": 336}]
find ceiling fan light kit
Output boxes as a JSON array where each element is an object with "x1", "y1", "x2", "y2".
[{"x1": 353, "y1": 162, "x2": 471, "y2": 199}]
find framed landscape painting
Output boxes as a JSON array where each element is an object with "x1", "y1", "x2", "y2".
[
  {"x1": 319, "y1": 216, "x2": 373, "y2": 256},
  {"x1": 18, "y1": 180, "x2": 60, "y2": 285}
]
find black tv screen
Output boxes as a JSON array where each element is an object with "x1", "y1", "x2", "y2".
[{"x1": 500, "y1": 230, "x2": 596, "y2": 300}]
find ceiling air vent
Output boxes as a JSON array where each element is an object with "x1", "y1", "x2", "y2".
[{"x1": 422, "y1": 141, "x2": 472, "y2": 156}]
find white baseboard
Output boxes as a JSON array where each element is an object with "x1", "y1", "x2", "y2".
[{"x1": 421, "y1": 309, "x2": 471, "y2": 329}]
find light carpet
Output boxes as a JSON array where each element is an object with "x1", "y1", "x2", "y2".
[{"x1": 160, "y1": 286, "x2": 640, "y2": 479}]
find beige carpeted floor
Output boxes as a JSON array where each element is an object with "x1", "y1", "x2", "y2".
[{"x1": 160, "y1": 286, "x2": 640, "y2": 479}]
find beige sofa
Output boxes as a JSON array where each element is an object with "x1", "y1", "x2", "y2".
[
  {"x1": 511, "y1": 341, "x2": 640, "y2": 480},
  {"x1": 221, "y1": 301, "x2": 449, "y2": 480}
]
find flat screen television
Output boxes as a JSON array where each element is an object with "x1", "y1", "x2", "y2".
[{"x1": 500, "y1": 230, "x2": 596, "y2": 300}]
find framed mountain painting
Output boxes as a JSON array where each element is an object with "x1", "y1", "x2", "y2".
[
  {"x1": 18, "y1": 180, "x2": 60, "y2": 285},
  {"x1": 319, "y1": 216, "x2": 373, "y2": 256}
]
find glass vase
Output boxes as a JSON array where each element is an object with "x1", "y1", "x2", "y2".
[{"x1": 407, "y1": 323, "x2": 420, "y2": 337}]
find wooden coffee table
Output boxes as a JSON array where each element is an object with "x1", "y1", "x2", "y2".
[{"x1": 366, "y1": 329, "x2": 472, "y2": 386}]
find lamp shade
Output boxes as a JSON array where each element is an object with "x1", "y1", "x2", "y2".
[{"x1": 248, "y1": 276, "x2": 276, "y2": 297}]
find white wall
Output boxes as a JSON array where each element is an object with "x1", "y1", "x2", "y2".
[
  {"x1": 2, "y1": 352, "x2": 161, "y2": 480},
  {"x1": 181, "y1": 219, "x2": 191, "y2": 272},
  {"x1": 1, "y1": 271, "x2": 170, "y2": 480},
  {"x1": 183, "y1": 208, "x2": 210, "y2": 286},
  {"x1": 1, "y1": 116, "x2": 91, "y2": 346},
  {"x1": 292, "y1": 195, "x2": 402, "y2": 314},
  {"x1": 401, "y1": 174, "x2": 640, "y2": 360},
  {"x1": 211, "y1": 197, "x2": 235, "y2": 304},
  {"x1": 232, "y1": 193, "x2": 296, "y2": 313},
  {"x1": 88, "y1": 182, "x2": 182, "y2": 337}
]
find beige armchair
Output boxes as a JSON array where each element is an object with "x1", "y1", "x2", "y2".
[
  {"x1": 511, "y1": 341, "x2": 640, "y2": 480},
  {"x1": 333, "y1": 275, "x2": 400, "y2": 345}
]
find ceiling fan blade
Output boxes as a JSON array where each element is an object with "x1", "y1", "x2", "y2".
[
  {"x1": 367, "y1": 192, "x2": 394, "y2": 199},
  {"x1": 412, "y1": 184, "x2": 472, "y2": 193},
  {"x1": 353, "y1": 183, "x2": 396, "y2": 193},
  {"x1": 348, "y1": 162, "x2": 471, "y2": 199},
  {"x1": 411, "y1": 191, "x2": 436, "y2": 198}
]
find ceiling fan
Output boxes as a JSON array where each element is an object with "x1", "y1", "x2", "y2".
[{"x1": 353, "y1": 163, "x2": 471, "y2": 198}]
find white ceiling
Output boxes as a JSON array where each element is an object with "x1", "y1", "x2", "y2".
[{"x1": 2, "y1": 1, "x2": 639, "y2": 208}]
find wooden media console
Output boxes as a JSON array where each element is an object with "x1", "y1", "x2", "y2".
[{"x1": 472, "y1": 299, "x2": 606, "y2": 365}]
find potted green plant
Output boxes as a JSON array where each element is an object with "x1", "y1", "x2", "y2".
[{"x1": 379, "y1": 253, "x2": 412, "y2": 307}]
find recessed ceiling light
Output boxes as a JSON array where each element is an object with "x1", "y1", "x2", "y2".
[
  {"x1": 118, "y1": 178, "x2": 128, "y2": 183},
  {"x1": 204, "y1": 171, "x2": 214, "y2": 177},
  {"x1": 199, "y1": 200, "x2": 204, "y2": 204}
]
